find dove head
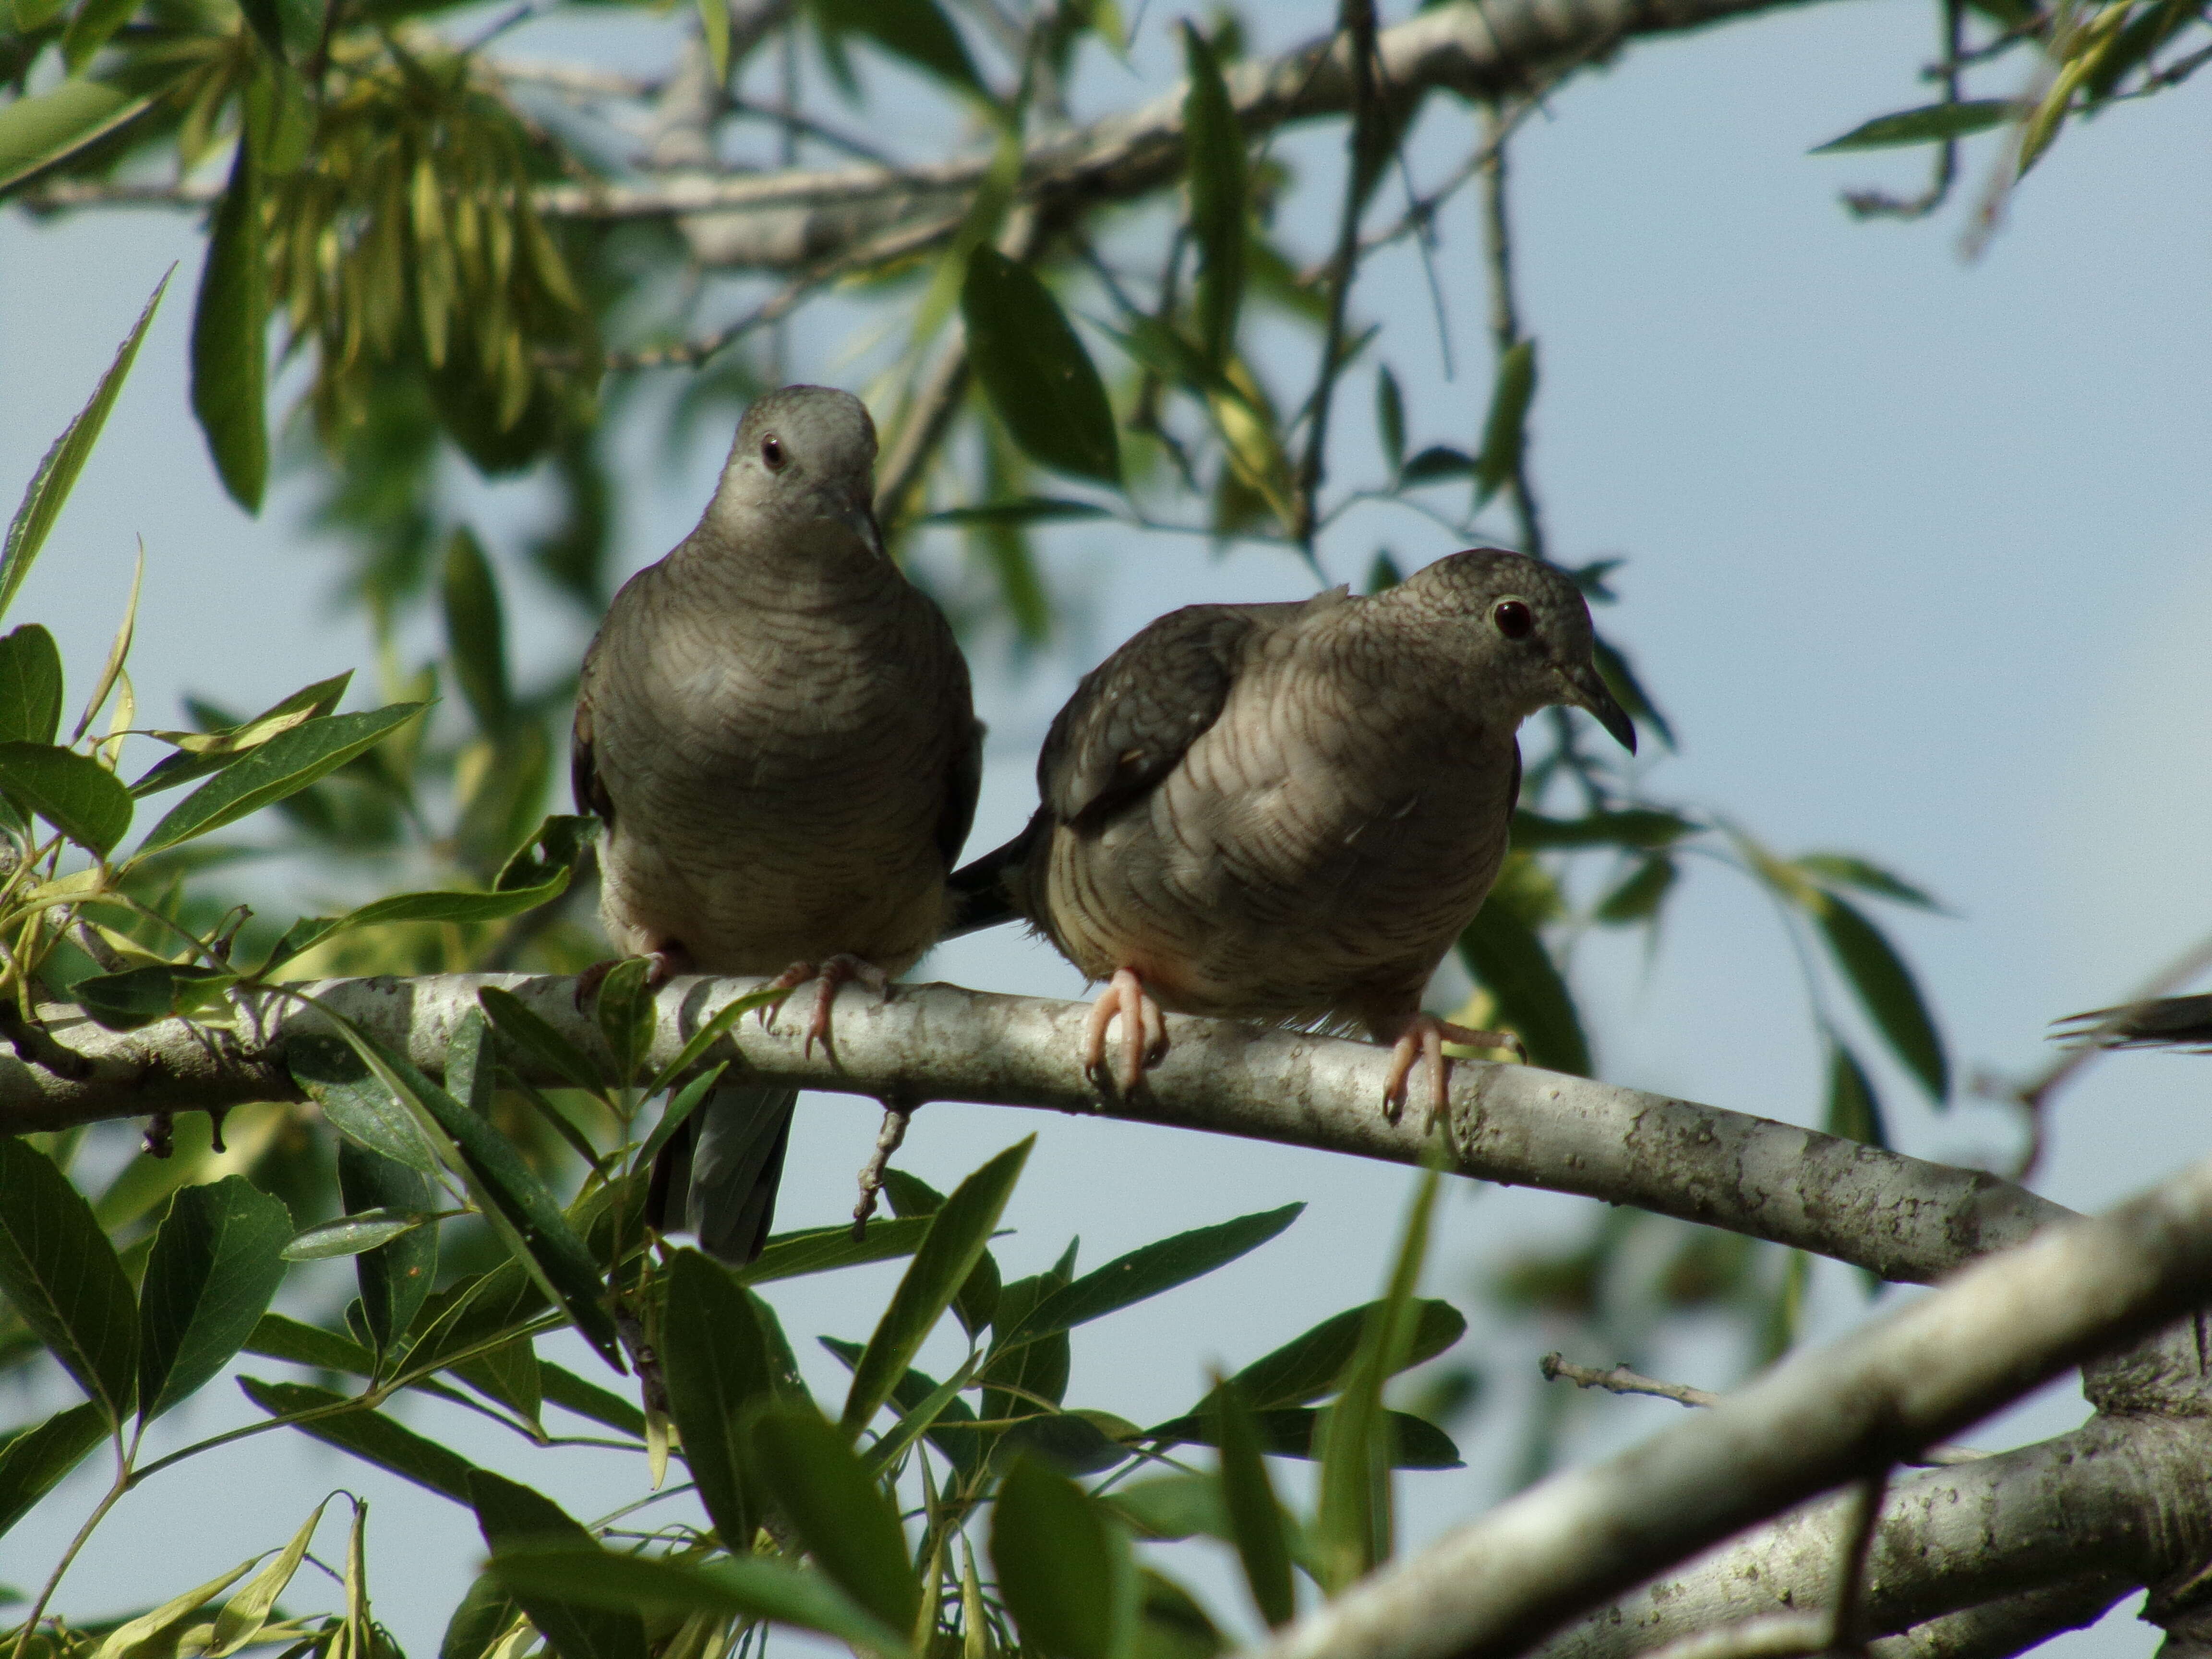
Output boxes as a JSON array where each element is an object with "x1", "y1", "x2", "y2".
[
  {"x1": 1398, "y1": 549, "x2": 1637, "y2": 753},
  {"x1": 707, "y1": 385, "x2": 884, "y2": 555}
]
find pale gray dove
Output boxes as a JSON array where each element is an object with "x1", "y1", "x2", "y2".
[
  {"x1": 574, "y1": 385, "x2": 981, "y2": 1262},
  {"x1": 950, "y1": 548, "x2": 1634, "y2": 1119}
]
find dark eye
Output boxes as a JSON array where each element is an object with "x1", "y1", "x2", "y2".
[
  {"x1": 1492, "y1": 599, "x2": 1533, "y2": 640},
  {"x1": 760, "y1": 434, "x2": 786, "y2": 470}
]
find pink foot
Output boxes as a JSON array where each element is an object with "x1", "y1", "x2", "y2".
[
  {"x1": 759, "y1": 954, "x2": 892, "y2": 1059},
  {"x1": 1379, "y1": 1015, "x2": 1524, "y2": 1127},
  {"x1": 1082, "y1": 968, "x2": 1167, "y2": 1095}
]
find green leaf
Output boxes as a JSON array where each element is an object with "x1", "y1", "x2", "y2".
[
  {"x1": 963, "y1": 250, "x2": 1120, "y2": 487},
  {"x1": 266, "y1": 873, "x2": 570, "y2": 973},
  {"x1": 1811, "y1": 99, "x2": 2020, "y2": 152},
  {"x1": 130, "y1": 671, "x2": 350, "y2": 796},
  {"x1": 818, "y1": 1339, "x2": 985, "y2": 1479},
  {"x1": 60, "y1": 0, "x2": 136, "y2": 72},
  {"x1": 842, "y1": 1136, "x2": 1031, "y2": 1434},
  {"x1": 489, "y1": 1547, "x2": 916, "y2": 1658},
  {"x1": 478, "y1": 985, "x2": 608, "y2": 1091},
  {"x1": 990, "y1": 1457, "x2": 1137, "y2": 1659},
  {"x1": 920, "y1": 497, "x2": 1110, "y2": 527},
  {"x1": 1474, "y1": 339, "x2": 1537, "y2": 508},
  {"x1": 539, "y1": 1359, "x2": 645, "y2": 1439},
  {"x1": 1313, "y1": 1169, "x2": 1439, "y2": 1592},
  {"x1": 0, "y1": 1138, "x2": 137, "y2": 1424},
  {"x1": 206, "y1": 1496, "x2": 330, "y2": 1657},
  {"x1": 470, "y1": 1471, "x2": 648, "y2": 1659},
  {"x1": 740, "y1": 1215, "x2": 932, "y2": 1284},
  {"x1": 1459, "y1": 884, "x2": 1590, "y2": 1076},
  {"x1": 1397, "y1": 445, "x2": 1474, "y2": 484},
  {"x1": 1006, "y1": 1203, "x2": 1300, "y2": 1343},
  {"x1": 1595, "y1": 855, "x2": 1677, "y2": 925},
  {"x1": 137, "y1": 1176, "x2": 291, "y2": 1423},
  {"x1": 0, "y1": 742, "x2": 132, "y2": 855},
  {"x1": 748, "y1": 1405, "x2": 922, "y2": 1636},
  {"x1": 1592, "y1": 635, "x2": 1674, "y2": 751},
  {"x1": 453, "y1": 1334, "x2": 541, "y2": 1427},
  {"x1": 643, "y1": 985, "x2": 785, "y2": 1097},
  {"x1": 72, "y1": 963, "x2": 238, "y2": 1032},
  {"x1": 442, "y1": 529, "x2": 512, "y2": 733},
  {"x1": 1, "y1": 269, "x2": 164, "y2": 616},
  {"x1": 0, "y1": 76, "x2": 166, "y2": 195},
  {"x1": 337, "y1": 1141, "x2": 439, "y2": 1351},
  {"x1": 242, "y1": 1311, "x2": 377, "y2": 1375},
  {"x1": 591, "y1": 956, "x2": 656, "y2": 1086},
  {"x1": 88, "y1": 1555, "x2": 259, "y2": 1659},
  {"x1": 332, "y1": 1012, "x2": 622, "y2": 1365},
  {"x1": 1796, "y1": 853, "x2": 1941, "y2": 911},
  {"x1": 1511, "y1": 808, "x2": 1695, "y2": 850},
  {"x1": 1375, "y1": 368, "x2": 1405, "y2": 474},
  {"x1": 1180, "y1": 22, "x2": 1247, "y2": 370},
  {"x1": 1103, "y1": 1472, "x2": 1227, "y2": 1543},
  {"x1": 191, "y1": 128, "x2": 269, "y2": 513},
  {"x1": 439, "y1": 1574, "x2": 519, "y2": 1659},
  {"x1": 280, "y1": 1207, "x2": 433, "y2": 1261},
  {"x1": 139, "y1": 704, "x2": 425, "y2": 854},
  {"x1": 289, "y1": 1032, "x2": 442, "y2": 1175},
  {"x1": 660, "y1": 1249, "x2": 775, "y2": 1549},
  {"x1": 1212, "y1": 1298, "x2": 1465, "y2": 1412},
  {"x1": 1214, "y1": 1378, "x2": 1293, "y2": 1629},
  {"x1": 1825, "y1": 1039, "x2": 1887, "y2": 1150},
  {"x1": 0, "y1": 1402, "x2": 107, "y2": 1540},
  {"x1": 0, "y1": 625, "x2": 64, "y2": 745},
  {"x1": 812, "y1": 0, "x2": 986, "y2": 101},
  {"x1": 239, "y1": 1376, "x2": 481, "y2": 1502},
  {"x1": 696, "y1": 0, "x2": 729, "y2": 86},
  {"x1": 1814, "y1": 892, "x2": 1949, "y2": 1102}
]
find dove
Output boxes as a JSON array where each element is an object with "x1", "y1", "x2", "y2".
[{"x1": 574, "y1": 385, "x2": 980, "y2": 1261}]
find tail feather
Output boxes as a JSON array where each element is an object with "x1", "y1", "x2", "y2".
[
  {"x1": 2054, "y1": 993, "x2": 2212, "y2": 1052},
  {"x1": 944, "y1": 815, "x2": 1041, "y2": 940},
  {"x1": 649, "y1": 1082, "x2": 798, "y2": 1265}
]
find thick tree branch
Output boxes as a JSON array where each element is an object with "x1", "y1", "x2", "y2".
[
  {"x1": 1, "y1": 973, "x2": 2061, "y2": 1282},
  {"x1": 1244, "y1": 1146, "x2": 2212, "y2": 1659}
]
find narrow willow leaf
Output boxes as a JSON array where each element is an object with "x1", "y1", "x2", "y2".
[
  {"x1": 0, "y1": 1138, "x2": 137, "y2": 1424},
  {"x1": 490, "y1": 1548, "x2": 916, "y2": 1657},
  {"x1": 748, "y1": 1406, "x2": 922, "y2": 1635},
  {"x1": 72, "y1": 543, "x2": 142, "y2": 743},
  {"x1": 242, "y1": 1311, "x2": 377, "y2": 1374},
  {"x1": 478, "y1": 984, "x2": 608, "y2": 1091},
  {"x1": 695, "y1": 0, "x2": 729, "y2": 84},
  {"x1": 88, "y1": 1556, "x2": 259, "y2": 1659},
  {"x1": 0, "y1": 625, "x2": 64, "y2": 745},
  {"x1": 60, "y1": 0, "x2": 135, "y2": 72},
  {"x1": 1825, "y1": 1039, "x2": 1888, "y2": 1150},
  {"x1": 72, "y1": 963, "x2": 238, "y2": 1032},
  {"x1": 842, "y1": 1137, "x2": 1031, "y2": 1434},
  {"x1": 337, "y1": 1141, "x2": 439, "y2": 1351},
  {"x1": 660, "y1": 1249, "x2": 775, "y2": 1550},
  {"x1": 1181, "y1": 22, "x2": 1247, "y2": 370},
  {"x1": 637, "y1": 1063, "x2": 724, "y2": 1171},
  {"x1": 239, "y1": 1376, "x2": 481, "y2": 1502},
  {"x1": 592, "y1": 956, "x2": 656, "y2": 1086},
  {"x1": 990, "y1": 1457, "x2": 1136, "y2": 1659},
  {"x1": 1459, "y1": 885, "x2": 1590, "y2": 1076},
  {"x1": 0, "y1": 741, "x2": 132, "y2": 855},
  {"x1": 138, "y1": 1176, "x2": 292, "y2": 1423},
  {"x1": 1214, "y1": 1377, "x2": 1293, "y2": 1628},
  {"x1": 539, "y1": 1359, "x2": 645, "y2": 1439},
  {"x1": 962, "y1": 251, "x2": 1120, "y2": 486},
  {"x1": 644, "y1": 985, "x2": 783, "y2": 1097},
  {"x1": 470, "y1": 1471, "x2": 648, "y2": 1659},
  {"x1": 207, "y1": 1496, "x2": 331, "y2": 1657},
  {"x1": 140, "y1": 704, "x2": 424, "y2": 854},
  {"x1": 1212, "y1": 1298, "x2": 1464, "y2": 1412},
  {"x1": 814, "y1": 0, "x2": 986, "y2": 100},
  {"x1": 289, "y1": 1032, "x2": 442, "y2": 1175},
  {"x1": 1398, "y1": 445, "x2": 1474, "y2": 483},
  {"x1": 1473, "y1": 339, "x2": 1537, "y2": 507},
  {"x1": 1811, "y1": 99, "x2": 2020, "y2": 152},
  {"x1": 1511, "y1": 808, "x2": 1695, "y2": 850},
  {"x1": 1006, "y1": 1203, "x2": 1300, "y2": 1344},
  {"x1": 738, "y1": 1215, "x2": 932, "y2": 1285},
  {"x1": 1143, "y1": 1405, "x2": 1460, "y2": 1468},
  {"x1": 0, "y1": 1401, "x2": 107, "y2": 1539},
  {"x1": 442, "y1": 528, "x2": 512, "y2": 734},
  {"x1": 439, "y1": 1574, "x2": 519, "y2": 1659},
  {"x1": 192, "y1": 129, "x2": 269, "y2": 513},
  {"x1": 281, "y1": 1208, "x2": 434, "y2": 1261},
  {"x1": 1796, "y1": 853, "x2": 1941, "y2": 911},
  {"x1": 0, "y1": 77, "x2": 167, "y2": 196},
  {"x1": 1374, "y1": 367, "x2": 1405, "y2": 473},
  {"x1": 1814, "y1": 892, "x2": 1949, "y2": 1102},
  {"x1": 130, "y1": 671, "x2": 350, "y2": 796},
  {"x1": 1595, "y1": 855, "x2": 1677, "y2": 925},
  {"x1": 919, "y1": 497, "x2": 1109, "y2": 527},
  {"x1": 265, "y1": 874, "x2": 568, "y2": 974}
]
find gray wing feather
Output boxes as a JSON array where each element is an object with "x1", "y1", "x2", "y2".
[{"x1": 683, "y1": 1082, "x2": 799, "y2": 1264}]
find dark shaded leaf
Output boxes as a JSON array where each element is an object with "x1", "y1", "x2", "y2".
[
  {"x1": 337, "y1": 1141, "x2": 439, "y2": 1352},
  {"x1": 539, "y1": 1359, "x2": 644, "y2": 1439},
  {"x1": 1814, "y1": 893, "x2": 1948, "y2": 1102},
  {"x1": 1511, "y1": 808, "x2": 1695, "y2": 850},
  {"x1": 139, "y1": 704, "x2": 425, "y2": 854},
  {"x1": 1181, "y1": 22, "x2": 1247, "y2": 369},
  {"x1": 242, "y1": 1311, "x2": 376, "y2": 1374},
  {"x1": 819, "y1": 1338, "x2": 986, "y2": 1479},
  {"x1": 1796, "y1": 853, "x2": 1940, "y2": 911},
  {"x1": 1593, "y1": 636, "x2": 1674, "y2": 751},
  {"x1": 991, "y1": 1457, "x2": 1136, "y2": 1659},
  {"x1": 1215, "y1": 1378, "x2": 1293, "y2": 1628},
  {"x1": 0, "y1": 625, "x2": 64, "y2": 745},
  {"x1": 0, "y1": 1402, "x2": 106, "y2": 1539},
  {"x1": 1213, "y1": 1298, "x2": 1465, "y2": 1411},
  {"x1": 660, "y1": 1249, "x2": 775, "y2": 1549},
  {"x1": 438, "y1": 1573, "x2": 518, "y2": 1659},
  {"x1": 442, "y1": 528, "x2": 512, "y2": 734},
  {"x1": 1826, "y1": 1039, "x2": 1887, "y2": 1150},
  {"x1": 1145, "y1": 1407, "x2": 1459, "y2": 1470},
  {"x1": 470, "y1": 1471, "x2": 647, "y2": 1659},
  {"x1": 921, "y1": 497, "x2": 1110, "y2": 527},
  {"x1": 71, "y1": 963, "x2": 238, "y2": 1031},
  {"x1": 1397, "y1": 445, "x2": 1474, "y2": 484},
  {"x1": 478, "y1": 985, "x2": 608, "y2": 1091},
  {"x1": 239, "y1": 1376, "x2": 480, "y2": 1502},
  {"x1": 1474, "y1": 339, "x2": 1537, "y2": 507},
  {"x1": 1137, "y1": 1568, "x2": 1227, "y2": 1659},
  {"x1": 1811, "y1": 99, "x2": 2020, "y2": 152},
  {"x1": 0, "y1": 742, "x2": 131, "y2": 855},
  {"x1": 1104, "y1": 1471, "x2": 1226, "y2": 1542},
  {"x1": 137, "y1": 1176, "x2": 291, "y2": 1422},
  {"x1": 1375, "y1": 368, "x2": 1405, "y2": 473},
  {"x1": 814, "y1": 0, "x2": 986, "y2": 100},
  {"x1": 843, "y1": 1137, "x2": 1031, "y2": 1433},
  {"x1": 289, "y1": 1032, "x2": 441, "y2": 1175},
  {"x1": 592, "y1": 956, "x2": 655, "y2": 1086},
  {"x1": 1595, "y1": 855, "x2": 1677, "y2": 925},
  {"x1": 740, "y1": 1216, "x2": 931, "y2": 1284},
  {"x1": 963, "y1": 251, "x2": 1120, "y2": 487},
  {"x1": 191, "y1": 127, "x2": 268, "y2": 513},
  {"x1": 992, "y1": 1409, "x2": 1131, "y2": 1476},
  {"x1": 0, "y1": 1138, "x2": 136, "y2": 1423},
  {"x1": 1007, "y1": 1203, "x2": 1300, "y2": 1343},
  {"x1": 748, "y1": 1406, "x2": 921, "y2": 1635},
  {"x1": 1459, "y1": 889, "x2": 1590, "y2": 1076}
]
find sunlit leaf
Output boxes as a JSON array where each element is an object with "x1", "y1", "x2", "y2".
[
  {"x1": 207, "y1": 1496, "x2": 331, "y2": 1657},
  {"x1": 0, "y1": 741, "x2": 132, "y2": 855},
  {"x1": 139, "y1": 704, "x2": 426, "y2": 854},
  {"x1": 0, "y1": 1402, "x2": 107, "y2": 1539},
  {"x1": 131, "y1": 672, "x2": 351, "y2": 796},
  {"x1": 88, "y1": 1556, "x2": 259, "y2": 1659},
  {"x1": 281, "y1": 1208, "x2": 435, "y2": 1261},
  {"x1": 137, "y1": 1176, "x2": 291, "y2": 1422},
  {"x1": 0, "y1": 1138, "x2": 137, "y2": 1424},
  {"x1": 0, "y1": 625, "x2": 64, "y2": 745},
  {"x1": 0, "y1": 78, "x2": 169, "y2": 197}
]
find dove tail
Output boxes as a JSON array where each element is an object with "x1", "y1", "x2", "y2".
[
  {"x1": 648, "y1": 1081, "x2": 797, "y2": 1264},
  {"x1": 944, "y1": 814, "x2": 1043, "y2": 939}
]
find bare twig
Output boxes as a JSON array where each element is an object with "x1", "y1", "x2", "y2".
[
  {"x1": 851, "y1": 1102, "x2": 915, "y2": 1237},
  {"x1": 1541, "y1": 1354, "x2": 1719, "y2": 1408}
]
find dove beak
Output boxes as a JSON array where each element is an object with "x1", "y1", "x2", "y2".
[
  {"x1": 1560, "y1": 658, "x2": 1637, "y2": 754},
  {"x1": 842, "y1": 499, "x2": 888, "y2": 560}
]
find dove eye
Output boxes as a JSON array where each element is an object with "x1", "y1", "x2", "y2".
[
  {"x1": 760, "y1": 434, "x2": 787, "y2": 470},
  {"x1": 1491, "y1": 599, "x2": 1534, "y2": 640}
]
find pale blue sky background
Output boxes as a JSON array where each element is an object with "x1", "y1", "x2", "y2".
[{"x1": 4, "y1": 0, "x2": 2211, "y2": 1651}]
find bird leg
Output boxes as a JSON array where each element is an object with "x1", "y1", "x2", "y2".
[
  {"x1": 758, "y1": 954, "x2": 892, "y2": 1060},
  {"x1": 1379, "y1": 1014, "x2": 1525, "y2": 1128},
  {"x1": 1082, "y1": 967, "x2": 1168, "y2": 1096},
  {"x1": 574, "y1": 942, "x2": 693, "y2": 1010}
]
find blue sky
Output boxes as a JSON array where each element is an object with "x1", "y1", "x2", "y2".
[{"x1": 4, "y1": 0, "x2": 2210, "y2": 1650}]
